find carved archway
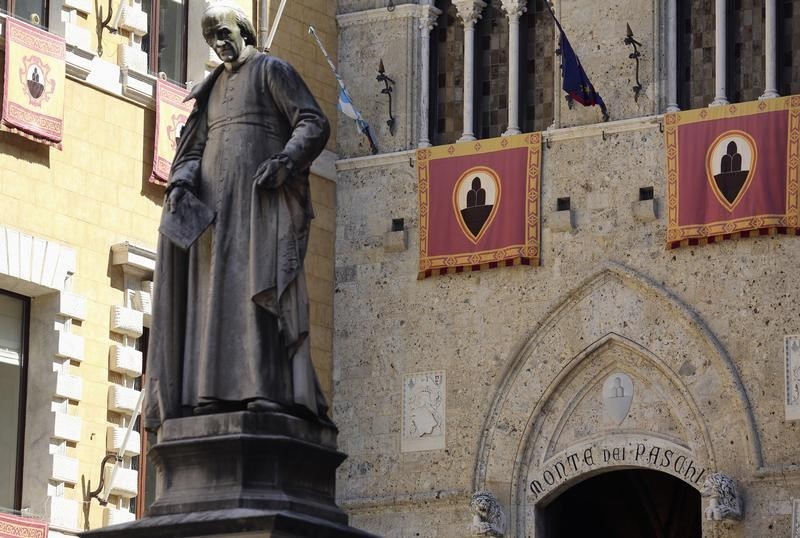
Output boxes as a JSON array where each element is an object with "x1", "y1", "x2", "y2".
[{"x1": 472, "y1": 262, "x2": 761, "y2": 536}]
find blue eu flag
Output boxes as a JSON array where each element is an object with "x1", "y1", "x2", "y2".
[{"x1": 546, "y1": 4, "x2": 609, "y2": 121}]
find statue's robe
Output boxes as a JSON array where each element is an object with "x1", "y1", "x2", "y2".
[{"x1": 144, "y1": 50, "x2": 330, "y2": 431}]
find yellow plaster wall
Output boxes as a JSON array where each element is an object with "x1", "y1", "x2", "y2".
[
  {"x1": 0, "y1": 1, "x2": 338, "y2": 525},
  {"x1": 265, "y1": 0, "x2": 339, "y2": 149},
  {"x1": 0, "y1": 79, "x2": 161, "y2": 528}
]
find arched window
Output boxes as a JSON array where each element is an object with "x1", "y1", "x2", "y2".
[
  {"x1": 675, "y1": 0, "x2": 798, "y2": 109},
  {"x1": 431, "y1": 0, "x2": 464, "y2": 146},
  {"x1": 778, "y1": 0, "x2": 800, "y2": 95},
  {"x1": 429, "y1": 0, "x2": 555, "y2": 145},
  {"x1": 676, "y1": 0, "x2": 716, "y2": 110},
  {"x1": 728, "y1": 0, "x2": 766, "y2": 104},
  {"x1": 520, "y1": 0, "x2": 555, "y2": 132},
  {"x1": 474, "y1": 0, "x2": 509, "y2": 139}
]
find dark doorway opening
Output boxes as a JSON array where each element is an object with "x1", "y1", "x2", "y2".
[{"x1": 543, "y1": 469, "x2": 701, "y2": 538}]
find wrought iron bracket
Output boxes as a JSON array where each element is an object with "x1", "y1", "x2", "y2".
[
  {"x1": 624, "y1": 23, "x2": 643, "y2": 102},
  {"x1": 87, "y1": 454, "x2": 120, "y2": 506},
  {"x1": 95, "y1": 0, "x2": 116, "y2": 57},
  {"x1": 376, "y1": 59, "x2": 396, "y2": 136}
]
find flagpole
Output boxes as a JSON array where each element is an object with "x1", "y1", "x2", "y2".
[
  {"x1": 265, "y1": 0, "x2": 288, "y2": 51},
  {"x1": 308, "y1": 26, "x2": 379, "y2": 154}
]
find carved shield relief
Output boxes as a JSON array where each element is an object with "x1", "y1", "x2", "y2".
[{"x1": 602, "y1": 372, "x2": 634, "y2": 425}]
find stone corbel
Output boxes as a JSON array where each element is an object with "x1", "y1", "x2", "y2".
[
  {"x1": 469, "y1": 490, "x2": 506, "y2": 536},
  {"x1": 701, "y1": 472, "x2": 743, "y2": 522}
]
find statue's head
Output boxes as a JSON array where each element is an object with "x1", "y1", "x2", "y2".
[{"x1": 202, "y1": 2, "x2": 257, "y2": 63}]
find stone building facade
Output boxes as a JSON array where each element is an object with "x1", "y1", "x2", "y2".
[
  {"x1": 332, "y1": 1, "x2": 800, "y2": 537},
  {"x1": 0, "y1": 0, "x2": 338, "y2": 535}
]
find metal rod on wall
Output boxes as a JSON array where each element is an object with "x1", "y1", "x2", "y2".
[{"x1": 259, "y1": 0, "x2": 270, "y2": 51}]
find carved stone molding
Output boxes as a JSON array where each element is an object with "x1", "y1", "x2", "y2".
[
  {"x1": 401, "y1": 371, "x2": 446, "y2": 452},
  {"x1": 420, "y1": 5, "x2": 441, "y2": 32},
  {"x1": 453, "y1": 0, "x2": 487, "y2": 27},
  {"x1": 337, "y1": 3, "x2": 436, "y2": 27},
  {"x1": 786, "y1": 335, "x2": 800, "y2": 420},
  {"x1": 500, "y1": 0, "x2": 527, "y2": 19}
]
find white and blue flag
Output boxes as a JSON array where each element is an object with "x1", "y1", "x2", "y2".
[{"x1": 309, "y1": 26, "x2": 378, "y2": 154}]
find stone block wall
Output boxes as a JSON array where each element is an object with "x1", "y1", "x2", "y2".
[{"x1": 332, "y1": 120, "x2": 800, "y2": 536}]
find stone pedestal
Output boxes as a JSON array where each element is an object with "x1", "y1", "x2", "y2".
[{"x1": 82, "y1": 411, "x2": 377, "y2": 538}]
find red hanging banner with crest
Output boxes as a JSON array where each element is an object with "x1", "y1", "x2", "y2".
[
  {"x1": 417, "y1": 133, "x2": 541, "y2": 279},
  {"x1": 2, "y1": 18, "x2": 65, "y2": 148},
  {"x1": 665, "y1": 95, "x2": 800, "y2": 248},
  {"x1": 0, "y1": 512, "x2": 48, "y2": 538},
  {"x1": 150, "y1": 79, "x2": 193, "y2": 186}
]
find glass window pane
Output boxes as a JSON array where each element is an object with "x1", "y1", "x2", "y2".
[
  {"x1": 14, "y1": 0, "x2": 46, "y2": 27},
  {"x1": 158, "y1": 0, "x2": 187, "y2": 83},
  {"x1": 0, "y1": 293, "x2": 23, "y2": 509}
]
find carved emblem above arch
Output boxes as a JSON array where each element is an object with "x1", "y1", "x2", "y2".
[{"x1": 472, "y1": 262, "x2": 761, "y2": 536}]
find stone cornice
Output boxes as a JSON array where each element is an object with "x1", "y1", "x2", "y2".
[
  {"x1": 335, "y1": 149, "x2": 416, "y2": 172},
  {"x1": 337, "y1": 4, "x2": 438, "y2": 27}
]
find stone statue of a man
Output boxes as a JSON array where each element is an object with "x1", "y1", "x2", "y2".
[{"x1": 144, "y1": 3, "x2": 331, "y2": 430}]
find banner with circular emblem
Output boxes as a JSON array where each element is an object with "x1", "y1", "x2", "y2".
[
  {"x1": 416, "y1": 133, "x2": 541, "y2": 279},
  {"x1": 150, "y1": 78, "x2": 194, "y2": 186},
  {"x1": 1, "y1": 17, "x2": 65, "y2": 148},
  {"x1": 664, "y1": 95, "x2": 800, "y2": 248}
]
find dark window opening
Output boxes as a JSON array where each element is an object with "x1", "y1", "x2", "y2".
[
  {"x1": 557, "y1": 197, "x2": 570, "y2": 211},
  {"x1": 391, "y1": 218, "x2": 405, "y2": 232},
  {"x1": 0, "y1": 0, "x2": 48, "y2": 27},
  {"x1": 141, "y1": 0, "x2": 189, "y2": 84},
  {"x1": 639, "y1": 186, "x2": 654, "y2": 201},
  {"x1": 0, "y1": 289, "x2": 30, "y2": 511}
]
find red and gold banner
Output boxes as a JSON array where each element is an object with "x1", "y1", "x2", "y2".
[
  {"x1": 2, "y1": 18, "x2": 65, "y2": 148},
  {"x1": 417, "y1": 133, "x2": 541, "y2": 279},
  {"x1": 665, "y1": 95, "x2": 800, "y2": 248},
  {"x1": 0, "y1": 513, "x2": 48, "y2": 538},
  {"x1": 150, "y1": 79, "x2": 193, "y2": 186}
]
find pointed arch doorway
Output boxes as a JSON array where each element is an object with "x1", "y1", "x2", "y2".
[{"x1": 541, "y1": 468, "x2": 701, "y2": 538}]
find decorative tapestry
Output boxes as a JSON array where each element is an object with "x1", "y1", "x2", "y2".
[
  {"x1": 417, "y1": 133, "x2": 541, "y2": 279},
  {"x1": 665, "y1": 95, "x2": 800, "y2": 248},
  {"x1": 0, "y1": 512, "x2": 48, "y2": 538},
  {"x1": 2, "y1": 18, "x2": 65, "y2": 148},
  {"x1": 150, "y1": 79, "x2": 193, "y2": 186}
]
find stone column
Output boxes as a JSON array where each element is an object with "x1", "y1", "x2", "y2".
[
  {"x1": 418, "y1": 4, "x2": 441, "y2": 148},
  {"x1": 710, "y1": 0, "x2": 728, "y2": 106},
  {"x1": 761, "y1": 0, "x2": 779, "y2": 99},
  {"x1": 501, "y1": 0, "x2": 526, "y2": 135},
  {"x1": 454, "y1": 0, "x2": 486, "y2": 142},
  {"x1": 665, "y1": 0, "x2": 680, "y2": 112}
]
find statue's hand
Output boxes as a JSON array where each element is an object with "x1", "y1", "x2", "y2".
[
  {"x1": 254, "y1": 154, "x2": 293, "y2": 189},
  {"x1": 167, "y1": 186, "x2": 188, "y2": 213}
]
